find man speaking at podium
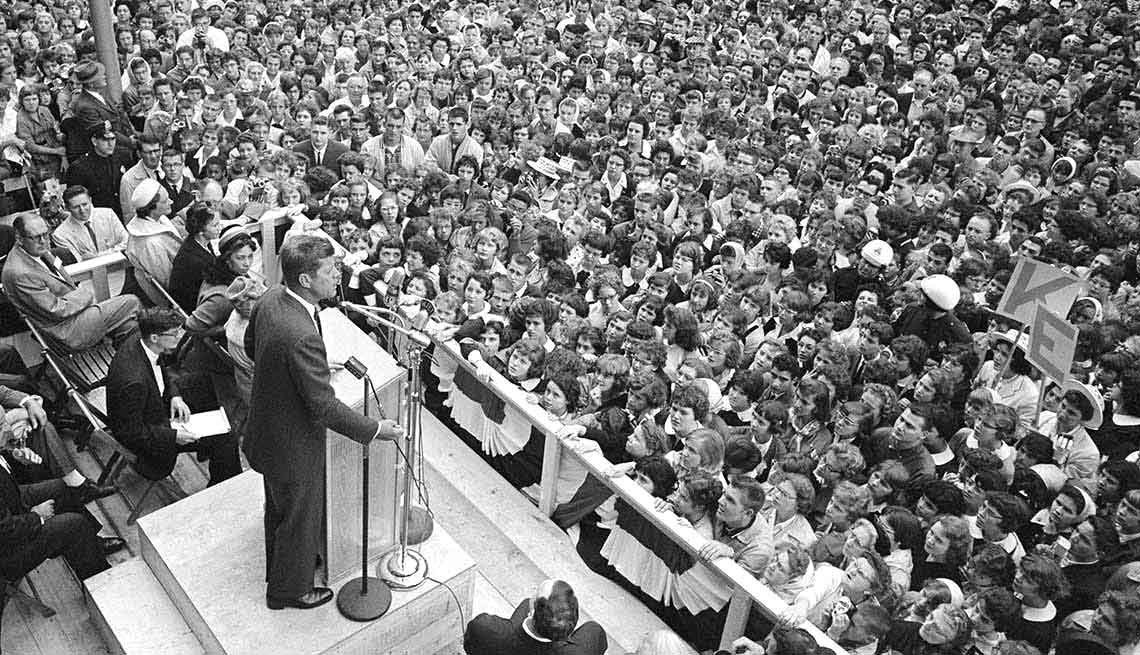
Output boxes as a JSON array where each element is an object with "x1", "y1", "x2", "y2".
[{"x1": 244, "y1": 235, "x2": 403, "y2": 611}]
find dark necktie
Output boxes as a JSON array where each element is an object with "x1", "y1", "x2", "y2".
[
  {"x1": 84, "y1": 222, "x2": 98, "y2": 251},
  {"x1": 42, "y1": 256, "x2": 64, "y2": 279},
  {"x1": 313, "y1": 308, "x2": 323, "y2": 336}
]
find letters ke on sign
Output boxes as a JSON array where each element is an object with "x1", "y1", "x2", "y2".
[
  {"x1": 995, "y1": 258, "x2": 1086, "y2": 324},
  {"x1": 1026, "y1": 302, "x2": 1078, "y2": 384}
]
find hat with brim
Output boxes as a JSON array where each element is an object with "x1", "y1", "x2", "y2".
[
  {"x1": 1061, "y1": 379, "x2": 1104, "y2": 430},
  {"x1": 993, "y1": 328, "x2": 1029, "y2": 351},
  {"x1": 1003, "y1": 179, "x2": 1040, "y2": 204},
  {"x1": 527, "y1": 156, "x2": 562, "y2": 179},
  {"x1": 89, "y1": 120, "x2": 116, "y2": 141},
  {"x1": 218, "y1": 223, "x2": 248, "y2": 252},
  {"x1": 555, "y1": 155, "x2": 576, "y2": 174},
  {"x1": 72, "y1": 61, "x2": 105, "y2": 85}
]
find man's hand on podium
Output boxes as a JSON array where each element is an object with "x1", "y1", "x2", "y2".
[{"x1": 376, "y1": 419, "x2": 404, "y2": 441}]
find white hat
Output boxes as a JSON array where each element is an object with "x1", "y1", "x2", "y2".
[
  {"x1": 527, "y1": 156, "x2": 563, "y2": 179},
  {"x1": 860, "y1": 239, "x2": 894, "y2": 267},
  {"x1": 920, "y1": 274, "x2": 960, "y2": 311},
  {"x1": 131, "y1": 178, "x2": 163, "y2": 212},
  {"x1": 993, "y1": 328, "x2": 1030, "y2": 351},
  {"x1": 1061, "y1": 379, "x2": 1104, "y2": 430}
]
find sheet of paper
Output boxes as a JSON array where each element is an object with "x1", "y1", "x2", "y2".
[{"x1": 172, "y1": 408, "x2": 231, "y2": 438}]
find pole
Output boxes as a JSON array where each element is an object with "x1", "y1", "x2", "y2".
[
  {"x1": 88, "y1": 0, "x2": 123, "y2": 102},
  {"x1": 336, "y1": 374, "x2": 391, "y2": 621},
  {"x1": 378, "y1": 340, "x2": 428, "y2": 589}
]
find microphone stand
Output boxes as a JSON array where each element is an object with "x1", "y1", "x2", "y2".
[
  {"x1": 339, "y1": 302, "x2": 430, "y2": 590},
  {"x1": 335, "y1": 357, "x2": 391, "y2": 621}
]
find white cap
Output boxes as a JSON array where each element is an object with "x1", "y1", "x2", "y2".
[
  {"x1": 920, "y1": 274, "x2": 960, "y2": 311},
  {"x1": 131, "y1": 178, "x2": 162, "y2": 211},
  {"x1": 861, "y1": 239, "x2": 894, "y2": 267}
]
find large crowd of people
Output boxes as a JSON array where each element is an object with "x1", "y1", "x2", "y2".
[{"x1": 3, "y1": 0, "x2": 1140, "y2": 653}]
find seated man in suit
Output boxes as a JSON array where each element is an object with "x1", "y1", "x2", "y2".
[
  {"x1": 106, "y1": 308, "x2": 240, "y2": 484},
  {"x1": 52, "y1": 184, "x2": 130, "y2": 262},
  {"x1": 1, "y1": 213, "x2": 140, "y2": 352},
  {"x1": 0, "y1": 444, "x2": 121, "y2": 583},
  {"x1": 463, "y1": 579, "x2": 607, "y2": 655},
  {"x1": 2, "y1": 383, "x2": 117, "y2": 504}
]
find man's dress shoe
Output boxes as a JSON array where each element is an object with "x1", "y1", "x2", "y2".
[
  {"x1": 101, "y1": 537, "x2": 128, "y2": 556},
  {"x1": 75, "y1": 480, "x2": 118, "y2": 503},
  {"x1": 266, "y1": 587, "x2": 334, "y2": 610}
]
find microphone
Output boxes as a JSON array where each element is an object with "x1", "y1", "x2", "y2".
[{"x1": 336, "y1": 301, "x2": 432, "y2": 348}]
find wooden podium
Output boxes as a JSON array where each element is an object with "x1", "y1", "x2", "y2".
[{"x1": 318, "y1": 307, "x2": 405, "y2": 584}]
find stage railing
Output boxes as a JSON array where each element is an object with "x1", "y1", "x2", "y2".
[{"x1": 428, "y1": 340, "x2": 847, "y2": 654}]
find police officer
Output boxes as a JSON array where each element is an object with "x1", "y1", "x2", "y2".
[{"x1": 64, "y1": 122, "x2": 125, "y2": 219}]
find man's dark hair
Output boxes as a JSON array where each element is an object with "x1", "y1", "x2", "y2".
[
  {"x1": 983, "y1": 491, "x2": 1029, "y2": 534},
  {"x1": 280, "y1": 235, "x2": 335, "y2": 288},
  {"x1": 532, "y1": 580, "x2": 579, "y2": 641},
  {"x1": 138, "y1": 307, "x2": 183, "y2": 337},
  {"x1": 62, "y1": 185, "x2": 90, "y2": 205}
]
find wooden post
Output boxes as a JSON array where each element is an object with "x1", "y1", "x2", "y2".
[
  {"x1": 537, "y1": 432, "x2": 560, "y2": 516},
  {"x1": 719, "y1": 589, "x2": 752, "y2": 651},
  {"x1": 260, "y1": 216, "x2": 279, "y2": 286},
  {"x1": 88, "y1": 0, "x2": 123, "y2": 102}
]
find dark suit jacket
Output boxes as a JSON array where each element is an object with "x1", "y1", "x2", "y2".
[
  {"x1": 292, "y1": 140, "x2": 349, "y2": 171},
  {"x1": 463, "y1": 599, "x2": 607, "y2": 655},
  {"x1": 66, "y1": 91, "x2": 134, "y2": 159},
  {"x1": 0, "y1": 461, "x2": 41, "y2": 552},
  {"x1": 168, "y1": 239, "x2": 216, "y2": 313},
  {"x1": 106, "y1": 338, "x2": 181, "y2": 480},
  {"x1": 242, "y1": 286, "x2": 377, "y2": 483}
]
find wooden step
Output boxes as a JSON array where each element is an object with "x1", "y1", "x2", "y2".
[{"x1": 85, "y1": 558, "x2": 204, "y2": 655}]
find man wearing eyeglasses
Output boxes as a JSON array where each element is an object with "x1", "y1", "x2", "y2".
[{"x1": 1, "y1": 213, "x2": 139, "y2": 352}]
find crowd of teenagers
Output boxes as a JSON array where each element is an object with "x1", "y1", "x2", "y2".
[{"x1": 6, "y1": 0, "x2": 1140, "y2": 653}]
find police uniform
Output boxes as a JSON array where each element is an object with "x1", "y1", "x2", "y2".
[{"x1": 64, "y1": 122, "x2": 125, "y2": 219}]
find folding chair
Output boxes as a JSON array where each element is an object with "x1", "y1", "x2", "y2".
[
  {"x1": 22, "y1": 319, "x2": 116, "y2": 448},
  {"x1": 2, "y1": 573, "x2": 55, "y2": 618},
  {"x1": 0, "y1": 173, "x2": 37, "y2": 217}
]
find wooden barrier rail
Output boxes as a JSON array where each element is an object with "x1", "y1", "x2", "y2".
[{"x1": 433, "y1": 340, "x2": 848, "y2": 654}]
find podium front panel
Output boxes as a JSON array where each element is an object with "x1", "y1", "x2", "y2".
[{"x1": 320, "y1": 308, "x2": 405, "y2": 584}]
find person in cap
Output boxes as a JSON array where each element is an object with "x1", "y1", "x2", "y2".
[
  {"x1": 1038, "y1": 381, "x2": 1104, "y2": 484},
  {"x1": 893, "y1": 274, "x2": 971, "y2": 360},
  {"x1": 833, "y1": 239, "x2": 893, "y2": 302},
  {"x1": 65, "y1": 61, "x2": 136, "y2": 160},
  {"x1": 1, "y1": 212, "x2": 140, "y2": 352},
  {"x1": 63, "y1": 121, "x2": 126, "y2": 218},
  {"x1": 123, "y1": 178, "x2": 184, "y2": 306}
]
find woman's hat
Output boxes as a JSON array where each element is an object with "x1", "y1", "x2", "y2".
[
  {"x1": 993, "y1": 328, "x2": 1030, "y2": 351},
  {"x1": 1061, "y1": 379, "x2": 1104, "y2": 430},
  {"x1": 218, "y1": 223, "x2": 248, "y2": 251},
  {"x1": 131, "y1": 178, "x2": 162, "y2": 210},
  {"x1": 527, "y1": 156, "x2": 563, "y2": 179}
]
